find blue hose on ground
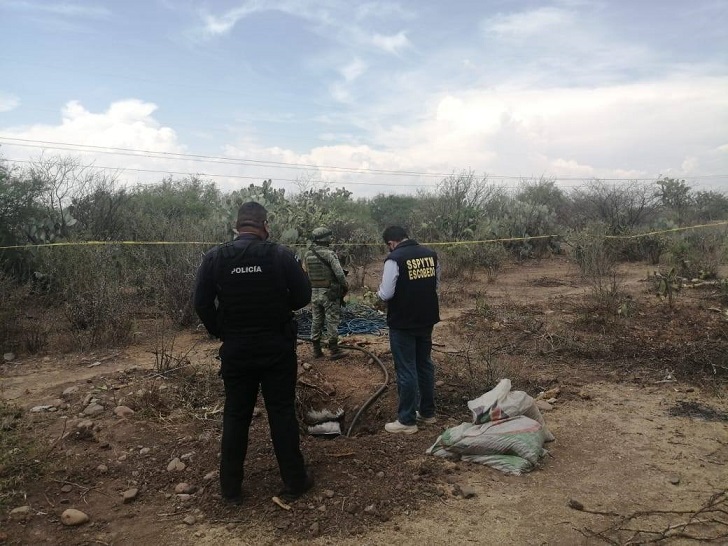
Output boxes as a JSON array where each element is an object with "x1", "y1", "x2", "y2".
[{"x1": 296, "y1": 303, "x2": 388, "y2": 339}]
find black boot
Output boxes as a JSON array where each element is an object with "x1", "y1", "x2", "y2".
[
  {"x1": 328, "y1": 340, "x2": 345, "y2": 360},
  {"x1": 312, "y1": 340, "x2": 324, "y2": 359}
]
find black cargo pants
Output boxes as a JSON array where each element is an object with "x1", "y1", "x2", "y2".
[{"x1": 218, "y1": 328, "x2": 307, "y2": 499}]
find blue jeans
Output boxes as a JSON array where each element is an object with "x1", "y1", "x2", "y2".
[{"x1": 389, "y1": 327, "x2": 436, "y2": 426}]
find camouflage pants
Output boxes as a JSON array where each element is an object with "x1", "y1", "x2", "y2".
[{"x1": 310, "y1": 288, "x2": 341, "y2": 346}]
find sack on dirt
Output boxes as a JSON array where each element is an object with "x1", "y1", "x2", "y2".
[
  {"x1": 427, "y1": 416, "x2": 549, "y2": 475},
  {"x1": 467, "y1": 378, "x2": 555, "y2": 442}
]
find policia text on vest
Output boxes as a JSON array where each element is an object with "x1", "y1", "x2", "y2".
[{"x1": 405, "y1": 257, "x2": 436, "y2": 280}]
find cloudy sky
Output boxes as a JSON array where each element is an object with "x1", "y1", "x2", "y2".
[{"x1": 1, "y1": 0, "x2": 727, "y2": 197}]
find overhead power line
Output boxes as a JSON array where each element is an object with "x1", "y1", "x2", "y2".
[
  {"x1": 3, "y1": 136, "x2": 727, "y2": 184},
  {"x1": 8, "y1": 157, "x2": 728, "y2": 194},
  {"x1": 0, "y1": 135, "x2": 728, "y2": 188},
  {"x1": 3, "y1": 158, "x2": 428, "y2": 187},
  {"x1": 0, "y1": 136, "x2": 449, "y2": 178}
]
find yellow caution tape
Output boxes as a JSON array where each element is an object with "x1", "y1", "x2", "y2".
[{"x1": 0, "y1": 221, "x2": 725, "y2": 251}]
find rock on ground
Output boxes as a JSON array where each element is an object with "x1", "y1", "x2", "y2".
[{"x1": 60, "y1": 509, "x2": 90, "y2": 526}]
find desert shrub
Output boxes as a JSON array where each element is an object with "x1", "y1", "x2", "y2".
[
  {"x1": 569, "y1": 225, "x2": 618, "y2": 279},
  {"x1": 34, "y1": 245, "x2": 137, "y2": 348},
  {"x1": 437, "y1": 245, "x2": 471, "y2": 280},
  {"x1": 438, "y1": 331, "x2": 535, "y2": 399},
  {"x1": 667, "y1": 228, "x2": 727, "y2": 280},
  {"x1": 412, "y1": 172, "x2": 505, "y2": 242},
  {"x1": 330, "y1": 225, "x2": 380, "y2": 290},
  {"x1": 566, "y1": 180, "x2": 658, "y2": 234},
  {"x1": 492, "y1": 200, "x2": 559, "y2": 259},
  {"x1": 150, "y1": 323, "x2": 194, "y2": 375},
  {"x1": 0, "y1": 401, "x2": 44, "y2": 509},
  {"x1": 369, "y1": 193, "x2": 419, "y2": 231},
  {"x1": 587, "y1": 273, "x2": 628, "y2": 316},
  {"x1": 132, "y1": 245, "x2": 204, "y2": 326},
  {"x1": 437, "y1": 242, "x2": 507, "y2": 281},
  {"x1": 474, "y1": 243, "x2": 508, "y2": 282},
  {"x1": 0, "y1": 273, "x2": 47, "y2": 354},
  {"x1": 144, "y1": 325, "x2": 223, "y2": 416},
  {"x1": 20, "y1": 317, "x2": 49, "y2": 354},
  {"x1": 638, "y1": 233, "x2": 670, "y2": 265},
  {"x1": 0, "y1": 272, "x2": 29, "y2": 353},
  {"x1": 569, "y1": 225, "x2": 630, "y2": 316}
]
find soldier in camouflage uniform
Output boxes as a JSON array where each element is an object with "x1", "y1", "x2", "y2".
[{"x1": 304, "y1": 227, "x2": 348, "y2": 360}]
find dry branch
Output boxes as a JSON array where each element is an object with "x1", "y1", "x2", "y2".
[{"x1": 576, "y1": 490, "x2": 728, "y2": 545}]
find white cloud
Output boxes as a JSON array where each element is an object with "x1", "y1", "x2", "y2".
[
  {"x1": 0, "y1": 99, "x2": 187, "y2": 179},
  {"x1": 329, "y1": 59, "x2": 369, "y2": 104},
  {"x1": 550, "y1": 158, "x2": 595, "y2": 177},
  {"x1": 483, "y1": 7, "x2": 574, "y2": 38},
  {"x1": 0, "y1": 94, "x2": 20, "y2": 112},
  {"x1": 340, "y1": 58, "x2": 367, "y2": 82},
  {"x1": 214, "y1": 72, "x2": 728, "y2": 195},
  {"x1": 370, "y1": 31, "x2": 411, "y2": 54},
  {"x1": 2, "y1": 1, "x2": 111, "y2": 18},
  {"x1": 329, "y1": 82, "x2": 352, "y2": 104},
  {"x1": 197, "y1": 2, "x2": 412, "y2": 57},
  {"x1": 200, "y1": 3, "x2": 260, "y2": 36},
  {"x1": 3, "y1": 70, "x2": 726, "y2": 199}
]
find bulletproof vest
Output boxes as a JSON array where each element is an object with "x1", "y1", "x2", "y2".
[
  {"x1": 305, "y1": 247, "x2": 333, "y2": 288},
  {"x1": 386, "y1": 240, "x2": 440, "y2": 329},
  {"x1": 213, "y1": 240, "x2": 292, "y2": 335}
]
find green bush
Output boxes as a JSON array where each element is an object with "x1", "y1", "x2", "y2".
[
  {"x1": 569, "y1": 224, "x2": 618, "y2": 279},
  {"x1": 637, "y1": 233, "x2": 670, "y2": 265},
  {"x1": 438, "y1": 242, "x2": 507, "y2": 281},
  {"x1": 0, "y1": 272, "x2": 29, "y2": 353},
  {"x1": 34, "y1": 245, "x2": 137, "y2": 348},
  {"x1": 668, "y1": 228, "x2": 727, "y2": 279}
]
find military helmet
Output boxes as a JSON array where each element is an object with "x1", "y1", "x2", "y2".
[{"x1": 311, "y1": 226, "x2": 333, "y2": 244}]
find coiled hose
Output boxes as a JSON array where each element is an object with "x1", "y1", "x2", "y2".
[
  {"x1": 339, "y1": 344, "x2": 389, "y2": 437},
  {"x1": 298, "y1": 337, "x2": 389, "y2": 437}
]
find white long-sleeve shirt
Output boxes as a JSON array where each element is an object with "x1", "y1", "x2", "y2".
[{"x1": 377, "y1": 259, "x2": 440, "y2": 301}]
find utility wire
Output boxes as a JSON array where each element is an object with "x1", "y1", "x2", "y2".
[
  {"x1": 4, "y1": 157, "x2": 693, "y2": 192},
  {"x1": 6, "y1": 156, "x2": 728, "y2": 193},
  {"x1": 2, "y1": 158, "x2": 429, "y2": 187},
  {"x1": 0, "y1": 137, "x2": 450, "y2": 178},
  {"x1": 3, "y1": 136, "x2": 727, "y2": 183}
]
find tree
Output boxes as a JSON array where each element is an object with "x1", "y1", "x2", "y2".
[
  {"x1": 70, "y1": 175, "x2": 129, "y2": 241},
  {"x1": 125, "y1": 175, "x2": 224, "y2": 241},
  {"x1": 693, "y1": 190, "x2": 728, "y2": 222},
  {"x1": 516, "y1": 178, "x2": 569, "y2": 225},
  {"x1": 415, "y1": 171, "x2": 502, "y2": 241},
  {"x1": 369, "y1": 193, "x2": 419, "y2": 231},
  {"x1": 0, "y1": 159, "x2": 45, "y2": 247},
  {"x1": 26, "y1": 154, "x2": 97, "y2": 241},
  {"x1": 656, "y1": 177, "x2": 692, "y2": 225},
  {"x1": 568, "y1": 180, "x2": 657, "y2": 234}
]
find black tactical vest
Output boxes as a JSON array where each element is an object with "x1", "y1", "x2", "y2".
[
  {"x1": 213, "y1": 240, "x2": 292, "y2": 336},
  {"x1": 386, "y1": 240, "x2": 440, "y2": 329}
]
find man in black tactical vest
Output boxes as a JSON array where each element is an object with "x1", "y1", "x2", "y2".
[
  {"x1": 377, "y1": 226, "x2": 440, "y2": 434},
  {"x1": 193, "y1": 202, "x2": 314, "y2": 504}
]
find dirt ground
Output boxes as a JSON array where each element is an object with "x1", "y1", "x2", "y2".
[{"x1": 1, "y1": 257, "x2": 727, "y2": 545}]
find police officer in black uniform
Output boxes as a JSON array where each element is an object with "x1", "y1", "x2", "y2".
[{"x1": 193, "y1": 202, "x2": 314, "y2": 504}]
